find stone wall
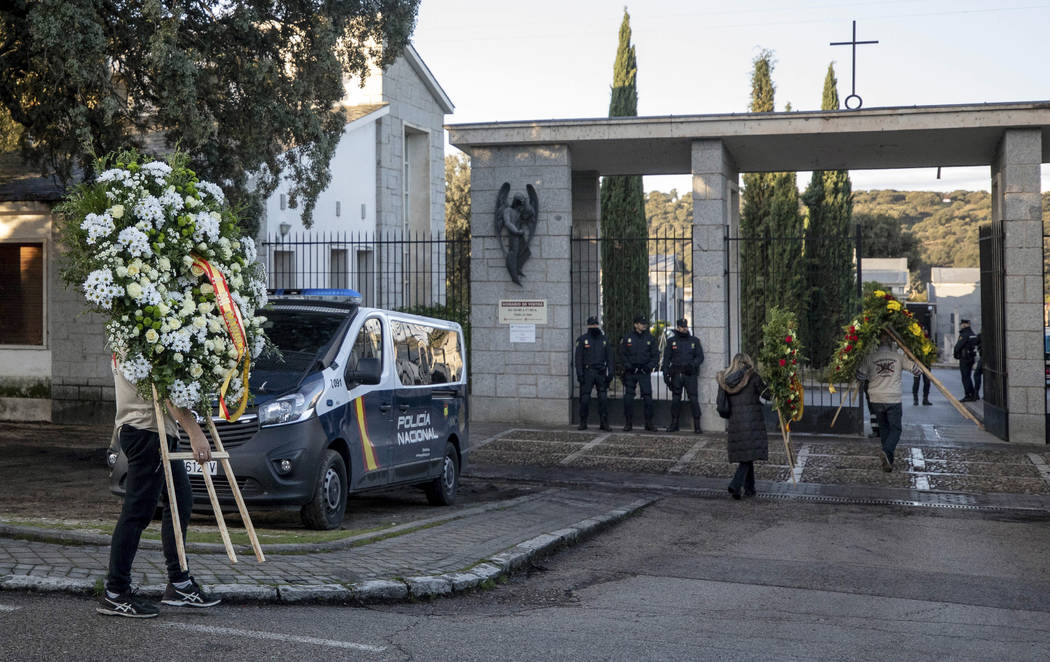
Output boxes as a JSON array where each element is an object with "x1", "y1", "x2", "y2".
[
  {"x1": 469, "y1": 145, "x2": 573, "y2": 423},
  {"x1": 48, "y1": 226, "x2": 115, "y2": 424}
]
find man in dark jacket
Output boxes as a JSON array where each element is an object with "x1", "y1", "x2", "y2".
[
  {"x1": 953, "y1": 319, "x2": 979, "y2": 401},
  {"x1": 619, "y1": 315, "x2": 659, "y2": 431},
  {"x1": 661, "y1": 318, "x2": 704, "y2": 433},
  {"x1": 575, "y1": 315, "x2": 614, "y2": 430}
]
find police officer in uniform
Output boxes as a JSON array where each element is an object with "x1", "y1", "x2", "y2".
[
  {"x1": 575, "y1": 315, "x2": 614, "y2": 430},
  {"x1": 661, "y1": 318, "x2": 704, "y2": 433},
  {"x1": 619, "y1": 315, "x2": 659, "y2": 431}
]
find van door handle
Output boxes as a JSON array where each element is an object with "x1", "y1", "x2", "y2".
[
  {"x1": 399, "y1": 404, "x2": 410, "y2": 412},
  {"x1": 378, "y1": 404, "x2": 392, "y2": 413}
]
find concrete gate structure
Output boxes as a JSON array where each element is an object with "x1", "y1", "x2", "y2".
[{"x1": 448, "y1": 101, "x2": 1050, "y2": 444}]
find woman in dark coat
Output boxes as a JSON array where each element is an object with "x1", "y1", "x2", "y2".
[{"x1": 716, "y1": 353, "x2": 768, "y2": 499}]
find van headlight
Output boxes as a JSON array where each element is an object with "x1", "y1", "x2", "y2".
[{"x1": 258, "y1": 382, "x2": 323, "y2": 427}]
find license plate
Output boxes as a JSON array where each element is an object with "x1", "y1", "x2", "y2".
[{"x1": 184, "y1": 460, "x2": 218, "y2": 476}]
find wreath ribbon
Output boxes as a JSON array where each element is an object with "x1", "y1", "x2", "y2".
[{"x1": 191, "y1": 254, "x2": 250, "y2": 421}]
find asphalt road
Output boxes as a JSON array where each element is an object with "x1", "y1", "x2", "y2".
[{"x1": 4, "y1": 496, "x2": 1050, "y2": 661}]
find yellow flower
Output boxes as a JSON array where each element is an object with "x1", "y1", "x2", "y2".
[
  {"x1": 873, "y1": 290, "x2": 886, "y2": 298},
  {"x1": 922, "y1": 341, "x2": 933, "y2": 354},
  {"x1": 828, "y1": 384, "x2": 837, "y2": 394},
  {"x1": 887, "y1": 300, "x2": 901, "y2": 311},
  {"x1": 909, "y1": 322, "x2": 922, "y2": 336}
]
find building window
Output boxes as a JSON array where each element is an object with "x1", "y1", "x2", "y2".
[
  {"x1": 330, "y1": 249, "x2": 348, "y2": 289},
  {"x1": 272, "y1": 250, "x2": 295, "y2": 290},
  {"x1": 356, "y1": 249, "x2": 374, "y2": 306},
  {"x1": 0, "y1": 243, "x2": 44, "y2": 345}
]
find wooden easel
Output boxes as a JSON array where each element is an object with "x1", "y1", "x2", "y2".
[{"x1": 151, "y1": 385, "x2": 265, "y2": 570}]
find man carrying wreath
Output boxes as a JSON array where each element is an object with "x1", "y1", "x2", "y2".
[
  {"x1": 855, "y1": 333, "x2": 920, "y2": 473},
  {"x1": 97, "y1": 357, "x2": 221, "y2": 618}
]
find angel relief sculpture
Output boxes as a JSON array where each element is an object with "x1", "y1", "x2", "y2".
[{"x1": 494, "y1": 182, "x2": 539, "y2": 286}]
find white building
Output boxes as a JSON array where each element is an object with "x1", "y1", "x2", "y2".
[
  {"x1": 262, "y1": 44, "x2": 454, "y2": 309},
  {"x1": 860, "y1": 257, "x2": 909, "y2": 298},
  {"x1": 928, "y1": 267, "x2": 981, "y2": 357}
]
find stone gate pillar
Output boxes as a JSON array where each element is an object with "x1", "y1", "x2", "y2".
[
  {"x1": 468, "y1": 145, "x2": 573, "y2": 424},
  {"x1": 993, "y1": 129, "x2": 1044, "y2": 444},
  {"x1": 691, "y1": 140, "x2": 740, "y2": 423}
]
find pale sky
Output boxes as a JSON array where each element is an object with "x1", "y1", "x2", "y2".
[{"x1": 412, "y1": 0, "x2": 1050, "y2": 193}]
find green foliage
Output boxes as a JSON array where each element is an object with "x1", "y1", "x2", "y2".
[
  {"x1": 757, "y1": 306, "x2": 804, "y2": 423},
  {"x1": 444, "y1": 152, "x2": 471, "y2": 311},
  {"x1": 601, "y1": 8, "x2": 648, "y2": 353},
  {"x1": 800, "y1": 63, "x2": 855, "y2": 368},
  {"x1": 0, "y1": 1, "x2": 420, "y2": 233},
  {"x1": 0, "y1": 104, "x2": 21, "y2": 152}
]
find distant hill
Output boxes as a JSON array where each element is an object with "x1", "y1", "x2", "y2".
[{"x1": 646, "y1": 188, "x2": 1050, "y2": 280}]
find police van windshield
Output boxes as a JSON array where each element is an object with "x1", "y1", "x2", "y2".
[{"x1": 252, "y1": 308, "x2": 348, "y2": 394}]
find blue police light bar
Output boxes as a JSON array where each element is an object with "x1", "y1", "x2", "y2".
[{"x1": 268, "y1": 288, "x2": 363, "y2": 303}]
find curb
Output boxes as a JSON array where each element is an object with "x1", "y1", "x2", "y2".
[{"x1": 0, "y1": 496, "x2": 656, "y2": 604}]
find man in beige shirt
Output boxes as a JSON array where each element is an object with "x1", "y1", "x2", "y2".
[
  {"x1": 856, "y1": 334, "x2": 919, "y2": 473},
  {"x1": 98, "y1": 359, "x2": 220, "y2": 618}
]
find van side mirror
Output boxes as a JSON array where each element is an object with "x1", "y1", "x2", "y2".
[{"x1": 347, "y1": 357, "x2": 382, "y2": 385}]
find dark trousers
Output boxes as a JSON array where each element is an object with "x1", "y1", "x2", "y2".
[
  {"x1": 728, "y1": 461, "x2": 755, "y2": 494},
  {"x1": 669, "y1": 372, "x2": 700, "y2": 420},
  {"x1": 578, "y1": 369, "x2": 609, "y2": 424},
  {"x1": 870, "y1": 402, "x2": 903, "y2": 463},
  {"x1": 622, "y1": 370, "x2": 654, "y2": 423},
  {"x1": 960, "y1": 360, "x2": 975, "y2": 399},
  {"x1": 106, "y1": 425, "x2": 192, "y2": 594},
  {"x1": 912, "y1": 373, "x2": 931, "y2": 401}
]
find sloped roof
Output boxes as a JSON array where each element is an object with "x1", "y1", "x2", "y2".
[
  {"x1": 0, "y1": 152, "x2": 64, "y2": 202},
  {"x1": 403, "y1": 44, "x2": 454, "y2": 115}
]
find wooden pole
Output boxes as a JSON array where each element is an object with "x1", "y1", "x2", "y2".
[
  {"x1": 207, "y1": 417, "x2": 265, "y2": 563},
  {"x1": 152, "y1": 384, "x2": 187, "y2": 572},
  {"x1": 830, "y1": 380, "x2": 857, "y2": 429},
  {"x1": 776, "y1": 408, "x2": 797, "y2": 484},
  {"x1": 884, "y1": 327, "x2": 984, "y2": 430},
  {"x1": 197, "y1": 451, "x2": 237, "y2": 564}
]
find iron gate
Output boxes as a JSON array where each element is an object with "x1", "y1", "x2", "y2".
[{"x1": 979, "y1": 223, "x2": 1008, "y2": 439}]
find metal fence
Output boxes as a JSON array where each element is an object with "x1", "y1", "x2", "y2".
[
  {"x1": 261, "y1": 231, "x2": 470, "y2": 319},
  {"x1": 570, "y1": 229, "x2": 693, "y2": 402}
]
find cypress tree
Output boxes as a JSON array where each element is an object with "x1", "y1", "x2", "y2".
[
  {"x1": 600, "y1": 8, "x2": 649, "y2": 352},
  {"x1": 801, "y1": 63, "x2": 855, "y2": 367},
  {"x1": 739, "y1": 50, "x2": 777, "y2": 354}
]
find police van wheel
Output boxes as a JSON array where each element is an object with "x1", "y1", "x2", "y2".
[
  {"x1": 425, "y1": 442, "x2": 459, "y2": 506},
  {"x1": 301, "y1": 450, "x2": 348, "y2": 530}
]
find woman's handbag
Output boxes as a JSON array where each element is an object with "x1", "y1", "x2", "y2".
[{"x1": 716, "y1": 387, "x2": 731, "y2": 419}]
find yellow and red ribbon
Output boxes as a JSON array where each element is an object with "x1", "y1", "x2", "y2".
[{"x1": 192, "y1": 254, "x2": 250, "y2": 421}]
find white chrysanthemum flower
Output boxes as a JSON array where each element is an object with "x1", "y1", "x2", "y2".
[
  {"x1": 140, "y1": 161, "x2": 172, "y2": 178},
  {"x1": 97, "y1": 168, "x2": 132, "y2": 183},
  {"x1": 81, "y1": 212, "x2": 115, "y2": 244},
  {"x1": 119, "y1": 354, "x2": 151, "y2": 383},
  {"x1": 117, "y1": 226, "x2": 152, "y2": 258},
  {"x1": 192, "y1": 211, "x2": 220, "y2": 244},
  {"x1": 159, "y1": 187, "x2": 184, "y2": 211},
  {"x1": 241, "y1": 237, "x2": 258, "y2": 264},
  {"x1": 198, "y1": 180, "x2": 225, "y2": 204},
  {"x1": 133, "y1": 195, "x2": 165, "y2": 228},
  {"x1": 169, "y1": 379, "x2": 201, "y2": 409},
  {"x1": 83, "y1": 268, "x2": 118, "y2": 309}
]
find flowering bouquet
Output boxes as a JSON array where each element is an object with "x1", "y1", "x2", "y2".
[
  {"x1": 825, "y1": 288, "x2": 938, "y2": 389},
  {"x1": 757, "y1": 307, "x2": 806, "y2": 424},
  {"x1": 57, "y1": 150, "x2": 271, "y2": 418}
]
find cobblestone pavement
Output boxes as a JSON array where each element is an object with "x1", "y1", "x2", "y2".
[{"x1": 0, "y1": 488, "x2": 655, "y2": 603}]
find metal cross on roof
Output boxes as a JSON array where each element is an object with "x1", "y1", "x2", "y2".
[{"x1": 830, "y1": 20, "x2": 879, "y2": 110}]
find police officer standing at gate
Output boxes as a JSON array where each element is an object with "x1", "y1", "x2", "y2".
[
  {"x1": 662, "y1": 318, "x2": 704, "y2": 433},
  {"x1": 619, "y1": 315, "x2": 659, "y2": 431},
  {"x1": 575, "y1": 315, "x2": 614, "y2": 431}
]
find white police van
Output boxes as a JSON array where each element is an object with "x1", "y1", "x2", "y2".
[{"x1": 110, "y1": 289, "x2": 469, "y2": 529}]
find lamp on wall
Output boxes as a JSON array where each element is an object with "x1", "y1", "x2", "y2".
[{"x1": 279, "y1": 222, "x2": 291, "y2": 238}]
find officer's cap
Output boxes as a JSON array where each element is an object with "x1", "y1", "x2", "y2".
[
  {"x1": 633, "y1": 315, "x2": 648, "y2": 324},
  {"x1": 960, "y1": 318, "x2": 970, "y2": 325},
  {"x1": 586, "y1": 315, "x2": 599, "y2": 326},
  {"x1": 675, "y1": 318, "x2": 688, "y2": 328}
]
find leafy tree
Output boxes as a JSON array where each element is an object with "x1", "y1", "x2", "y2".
[
  {"x1": 0, "y1": 0, "x2": 420, "y2": 233},
  {"x1": 739, "y1": 50, "x2": 777, "y2": 354},
  {"x1": 801, "y1": 63, "x2": 855, "y2": 367},
  {"x1": 0, "y1": 105, "x2": 21, "y2": 152},
  {"x1": 600, "y1": 8, "x2": 648, "y2": 348},
  {"x1": 444, "y1": 152, "x2": 471, "y2": 309}
]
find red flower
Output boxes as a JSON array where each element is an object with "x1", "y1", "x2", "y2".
[
  {"x1": 835, "y1": 366, "x2": 841, "y2": 371},
  {"x1": 785, "y1": 335, "x2": 793, "y2": 343},
  {"x1": 792, "y1": 359, "x2": 797, "y2": 364},
  {"x1": 845, "y1": 344, "x2": 853, "y2": 352},
  {"x1": 849, "y1": 326, "x2": 856, "y2": 334},
  {"x1": 864, "y1": 316, "x2": 869, "y2": 322},
  {"x1": 778, "y1": 358, "x2": 786, "y2": 366}
]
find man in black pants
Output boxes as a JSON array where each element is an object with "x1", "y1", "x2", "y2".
[
  {"x1": 98, "y1": 359, "x2": 220, "y2": 618},
  {"x1": 575, "y1": 316, "x2": 614, "y2": 431},
  {"x1": 954, "y1": 319, "x2": 979, "y2": 401},
  {"x1": 661, "y1": 318, "x2": 704, "y2": 433},
  {"x1": 619, "y1": 315, "x2": 659, "y2": 431}
]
